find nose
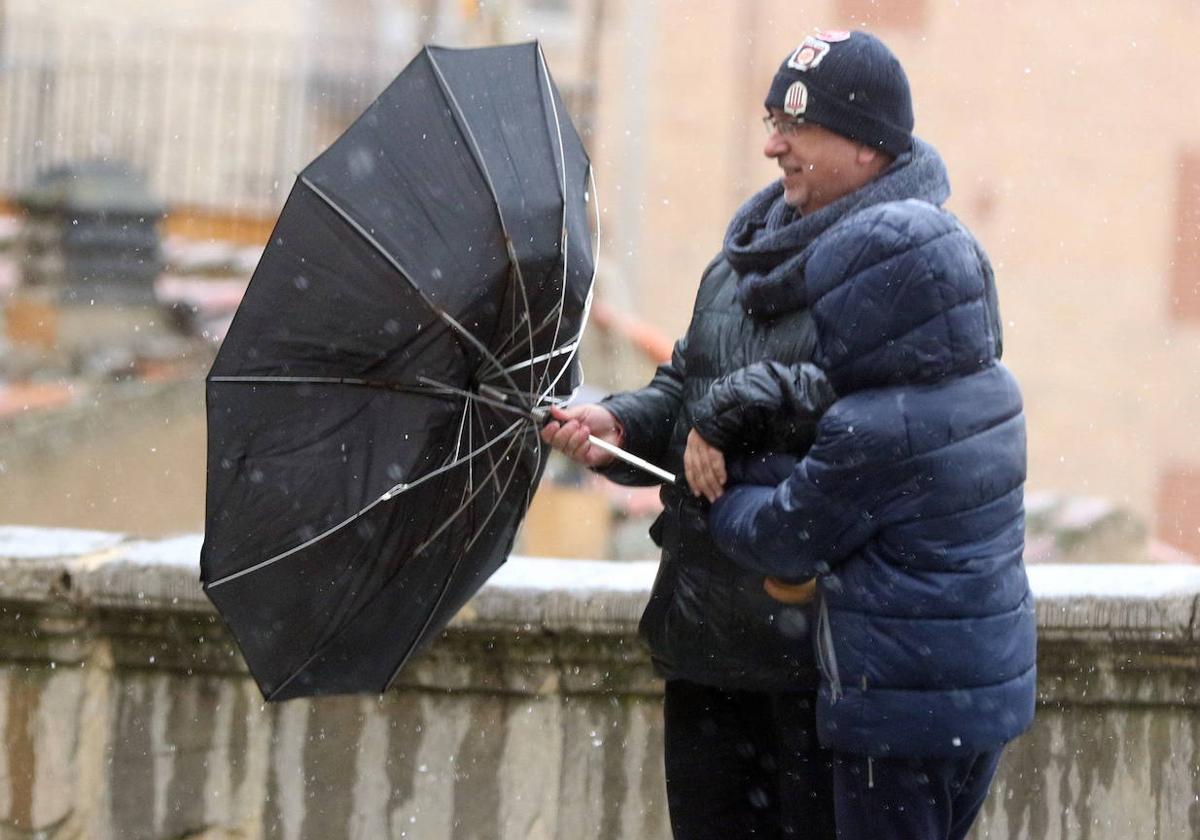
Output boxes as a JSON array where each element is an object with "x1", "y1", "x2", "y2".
[{"x1": 763, "y1": 130, "x2": 787, "y2": 159}]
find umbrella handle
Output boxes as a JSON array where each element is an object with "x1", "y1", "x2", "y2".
[
  {"x1": 585, "y1": 435, "x2": 678, "y2": 486},
  {"x1": 528, "y1": 402, "x2": 676, "y2": 485}
]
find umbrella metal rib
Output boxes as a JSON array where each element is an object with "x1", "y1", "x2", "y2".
[
  {"x1": 527, "y1": 45, "x2": 572, "y2": 403},
  {"x1": 496, "y1": 340, "x2": 580, "y2": 376},
  {"x1": 523, "y1": 166, "x2": 600, "y2": 406},
  {"x1": 268, "y1": 420, "x2": 531, "y2": 699},
  {"x1": 298, "y1": 175, "x2": 526, "y2": 401},
  {"x1": 491, "y1": 167, "x2": 600, "y2": 405},
  {"x1": 429, "y1": 44, "x2": 590, "y2": 410},
  {"x1": 205, "y1": 416, "x2": 527, "y2": 589},
  {"x1": 207, "y1": 374, "x2": 544, "y2": 418},
  {"x1": 425, "y1": 43, "x2": 605, "y2": 529},
  {"x1": 382, "y1": 418, "x2": 533, "y2": 692},
  {"x1": 425, "y1": 48, "x2": 542, "y2": 407}
]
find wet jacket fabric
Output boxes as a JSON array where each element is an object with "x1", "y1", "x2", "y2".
[
  {"x1": 600, "y1": 139, "x2": 974, "y2": 691},
  {"x1": 601, "y1": 256, "x2": 827, "y2": 690},
  {"x1": 709, "y1": 197, "x2": 1035, "y2": 758}
]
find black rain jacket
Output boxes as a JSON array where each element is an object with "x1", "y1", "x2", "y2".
[{"x1": 601, "y1": 255, "x2": 833, "y2": 690}]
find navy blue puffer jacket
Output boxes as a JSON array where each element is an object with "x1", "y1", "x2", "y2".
[{"x1": 709, "y1": 198, "x2": 1035, "y2": 759}]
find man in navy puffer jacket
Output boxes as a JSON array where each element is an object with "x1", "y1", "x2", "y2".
[{"x1": 709, "y1": 194, "x2": 1035, "y2": 837}]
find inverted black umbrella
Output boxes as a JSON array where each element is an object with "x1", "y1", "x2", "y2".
[{"x1": 200, "y1": 42, "x2": 633, "y2": 701}]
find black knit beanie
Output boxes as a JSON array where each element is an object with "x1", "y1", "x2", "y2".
[{"x1": 764, "y1": 29, "x2": 913, "y2": 156}]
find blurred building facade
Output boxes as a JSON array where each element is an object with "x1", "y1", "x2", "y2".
[
  {"x1": 0, "y1": 0, "x2": 605, "y2": 239},
  {"x1": 2, "y1": 0, "x2": 1200, "y2": 557},
  {"x1": 589, "y1": 0, "x2": 1200, "y2": 558}
]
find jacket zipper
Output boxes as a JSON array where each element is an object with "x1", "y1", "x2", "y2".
[
  {"x1": 819, "y1": 593, "x2": 873, "y2": 787},
  {"x1": 817, "y1": 596, "x2": 843, "y2": 704}
]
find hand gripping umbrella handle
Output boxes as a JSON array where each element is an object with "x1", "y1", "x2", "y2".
[
  {"x1": 584, "y1": 435, "x2": 678, "y2": 485},
  {"x1": 487, "y1": 393, "x2": 676, "y2": 484},
  {"x1": 520, "y1": 398, "x2": 676, "y2": 486}
]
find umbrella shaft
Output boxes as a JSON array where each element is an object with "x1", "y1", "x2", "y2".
[{"x1": 586, "y1": 436, "x2": 677, "y2": 485}]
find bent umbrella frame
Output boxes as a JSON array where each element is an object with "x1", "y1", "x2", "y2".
[{"x1": 201, "y1": 43, "x2": 614, "y2": 700}]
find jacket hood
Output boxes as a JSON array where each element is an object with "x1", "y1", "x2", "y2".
[{"x1": 806, "y1": 198, "x2": 999, "y2": 394}]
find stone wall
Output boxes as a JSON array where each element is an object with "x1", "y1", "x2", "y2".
[{"x1": 0, "y1": 526, "x2": 1198, "y2": 839}]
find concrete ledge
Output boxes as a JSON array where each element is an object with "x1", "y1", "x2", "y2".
[
  {"x1": 1028, "y1": 564, "x2": 1200, "y2": 641},
  {"x1": 1, "y1": 526, "x2": 1199, "y2": 839},
  {"x1": 2, "y1": 527, "x2": 1199, "y2": 701},
  {"x1": 4, "y1": 526, "x2": 1199, "y2": 639}
]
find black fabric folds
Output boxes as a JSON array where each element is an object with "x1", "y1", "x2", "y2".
[{"x1": 201, "y1": 43, "x2": 594, "y2": 700}]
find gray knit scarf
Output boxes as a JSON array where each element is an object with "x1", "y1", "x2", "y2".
[{"x1": 725, "y1": 137, "x2": 952, "y2": 319}]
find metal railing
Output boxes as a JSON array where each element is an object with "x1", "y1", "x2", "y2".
[
  {"x1": 0, "y1": 18, "x2": 402, "y2": 217},
  {"x1": 0, "y1": 15, "x2": 595, "y2": 221}
]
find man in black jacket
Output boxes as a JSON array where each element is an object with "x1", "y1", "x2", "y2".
[{"x1": 542, "y1": 30, "x2": 997, "y2": 839}]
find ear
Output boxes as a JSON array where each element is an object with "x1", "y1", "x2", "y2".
[{"x1": 855, "y1": 144, "x2": 881, "y2": 166}]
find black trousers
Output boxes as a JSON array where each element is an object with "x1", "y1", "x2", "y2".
[
  {"x1": 663, "y1": 679, "x2": 836, "y2": 840},
  {"x1": 830, "y1": 749, "x2": 1003, "y2": 840}
]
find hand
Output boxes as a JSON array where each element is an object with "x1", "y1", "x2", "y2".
[
  {"x1": 684, "y1": 428, "x2": 726, "y2": 503},
  {"x1": 539, "y1": 404, "x2": 622, "y2": 468},
  {"x1": 763, "y1": 577, "x2": 818, "y2": 605}
]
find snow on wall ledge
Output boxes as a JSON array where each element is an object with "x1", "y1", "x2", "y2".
[
  {"x1": 2, "y1": 524, "x2": 1197, "y2": 631},
  {"x1": 0, "y1": 525, "x2": 1198, "y2": 840}
]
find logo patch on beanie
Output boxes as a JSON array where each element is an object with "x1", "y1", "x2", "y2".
[
  {"x1": 787, "y1": 36, "x2": 832, "y2": 72},
  {"x1": 814, "y1": 29, "x2": 851, "y2": 42},
  {"x1": 784, "y1": 81, "x2": 809, "y2": 116}
]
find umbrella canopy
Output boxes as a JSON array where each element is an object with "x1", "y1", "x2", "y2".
[{"x1": 201, "y1": 43, "x2": 596, "y2": 700}]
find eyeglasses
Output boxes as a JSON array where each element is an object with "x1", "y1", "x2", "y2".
[{"x1": 762, "y1": 114, "x2": 806, "y2": 136}]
